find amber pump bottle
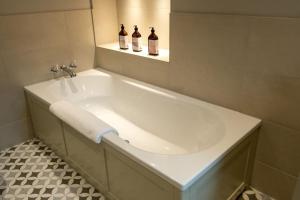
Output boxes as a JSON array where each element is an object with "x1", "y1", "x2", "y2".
[
  {"x1": 119, "y1": 24, "x2": 129, "y2": 50},
  {"x1": 148, "y1": 27, "x2": 159, "y2": 56},
  {"x1": 132, "y1": 25, "x2": 142, "y2": 52}
]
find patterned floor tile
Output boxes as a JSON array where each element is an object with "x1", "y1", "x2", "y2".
[
  {"x1": 0, "y1": 139, "x2": 105, "y2": 200},
  {"x1": 237, "y1": 188, "x2": 275, "y2": 200}
]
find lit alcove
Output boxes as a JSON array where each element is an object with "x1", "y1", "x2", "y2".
[{"x1": 92, "y1": 0, "x2": 170, "y2": 62}]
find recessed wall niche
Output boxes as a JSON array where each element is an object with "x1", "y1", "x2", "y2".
[{"x1": 92, "y1": 0, "x2": 170, "y2": 62}]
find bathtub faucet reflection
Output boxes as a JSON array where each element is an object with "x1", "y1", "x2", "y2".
[{"x1": 50, "y1": 61, "x2": 77, "y2": 78}]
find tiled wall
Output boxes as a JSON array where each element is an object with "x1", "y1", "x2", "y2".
[
  {"x1": 95, "y1": 1, "x2": 300, "y2": 199},
  {"x1": 0, "y1": 0, "x2": 95, "y2": 150}
]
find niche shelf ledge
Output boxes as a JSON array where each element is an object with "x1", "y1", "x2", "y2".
[{"x1": 97, "y1": 42, "x2": 169, "y2": 63}]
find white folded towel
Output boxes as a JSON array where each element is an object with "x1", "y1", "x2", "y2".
[{"x1": 49, "y1": 101, "x2": 118, "y2": 143}]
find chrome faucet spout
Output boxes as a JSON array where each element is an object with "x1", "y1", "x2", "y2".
[{"x1": 60, "y1": 64, "x2": 77, "y2": 78}]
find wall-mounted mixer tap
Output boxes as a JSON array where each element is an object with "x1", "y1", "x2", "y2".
[{"x1": 50, "y1": 61, "x2": 77, "y2": 78}]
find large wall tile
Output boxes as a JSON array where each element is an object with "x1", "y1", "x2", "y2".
[
  {"x1": 65, "y1": 10, "x2": 94, "y2": 47},
  {"x1": 0, "y1": 118, "x2": 32, "y2": 150},
  {"x1": 64, "y1": 10, "x2": 95, "y2": 69},
  {"x1": 172, "y1": 0, "x2": 300, "y2": 18},
  {"x1": 240, "y1": 73, "x2": 300, "y2": 131},
  {"x1": 3, "y1": 47, "x2": 71, "y2": 86},
  {"x1": 170, "y1": 13, "x2": 249, "y2": 69},
  {"x1": 0, "y1": 0, "x2": 90, "y2": 15},
  {"x1": 252, "y1": 161, "x2": 297, "y2": 200},
  {"x1": 169, "y1": 13, "x2": 249, "y2": 110},
  {"x1": 0, "y1": 13, "x2": 68, "y2": 56},
  {"x1": 92, "y1": 0, "x2": 119, "y2": 45},
  {"x1": 246, "y1": 17, "x2": 300, "y2": 78},
  {"x1": 0, "y1": 85, "x2": 27, "y2": 127},
  {"x1": 0, "y1": 56, "x2": 6, "y2": 83},
  {"x1": 95, "y1": 47, "x2": 124, "y2": 73},
  {"x1": 95, "y1": 47, "x2": 169, "y2": 88},
  {"x1": 256, "y1": 121, "x2": 300, "y2": 177},
  {"x1": 117, "y1": 0, "x2": 170, "y2": 10},
  {"x1": 121, "y1": 56, "x2": 170, "y2": 88}
]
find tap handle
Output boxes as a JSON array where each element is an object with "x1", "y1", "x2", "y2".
[
  {"x1": 69, "y1": 60, "x2": 77, "y2": 68},
  {"x1": 50, "y1": 64, "x2": 60, "y2": 73}
]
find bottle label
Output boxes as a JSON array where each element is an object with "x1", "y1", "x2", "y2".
[
  {"x1": 132, "y1": 37, "x2": 142, "y2": 51},
  {"x1": 148, "y1": 40, "x2": 159, "y2": 55},
  {"x1": 119, "y1": 35, "x2": 129, "y2": 49}
]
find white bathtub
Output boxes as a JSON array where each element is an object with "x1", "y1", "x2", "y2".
[{"x1": 25, "y1": 68, "x2": 261, "y2": 199}]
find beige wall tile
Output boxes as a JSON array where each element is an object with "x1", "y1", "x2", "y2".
[
  {"x1": 0, "y1": 12, "x2": 69, "y2": 56},
  {"x1": 65, "y1": 10, "x2": 94, "y2": 46},
  {"x1": 0, "y1": 60, "x2": 27, "y2": 127},
  {"x1": 95, "y1": 47, "x2": 169, "y2": 88},
  {"x1": 0, "y1": 85, "x2": 27, "y2": 127},
  {"x1": 117, "y1": 0, "x2": 170, "y2": 10},
  {"x1": 92, "y1": 0, "x2": 119, "y2": 45},
  {"x1": 172, "y1": 0, "x2": 300, "y2": 17},
  {"x1": 252, "y1": 161, "x2": 297, "y2": 200},
  {"x1": 0, "y1": 56, "x2": 6, "y2": 82},
  {"x1": 0, "y1": 118, "x2": 32, "y2": 151},
  {"x1": 0, "y1": 17, "x2": 5, "y2": 40},
  {"x1": 246, "y1": 17, "x2": 300, "y2": 78},
  {"x1": 95, "y1": 47, "x2": 124, "y2": 74},
  {"x1": 293, "y1": 179, "x2": 300, "y2": 200},
  {"x1": 169, "y1": 13, "x2": 248, "y2": 110},
  {"x1": 121, "y1": 55, "x2": 170, "y2": 88},
  {"x1": 256, "y1": 121, "x2": 300, "y2": 177},
  {"x1": 64, "y1": 10, "x2": 95, "y2": 69},
  {"x1": 3, "y1": 47, "x2": 71, "y2": 86},
  {"x1": 240, "y1": 73, "x2": 300, "y2": 131},
  {"x1": 170, "y1": 13, "x2": 249, "y2": 73},
  {"x1": 0, "y1": 0, "x2": 90, "y2": 15}
]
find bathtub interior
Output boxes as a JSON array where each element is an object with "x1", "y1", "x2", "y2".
[{"x1": 66, "y1": 75, "x2": 225, "y2": 155}]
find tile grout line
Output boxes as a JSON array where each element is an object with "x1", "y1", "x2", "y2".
[{"x1": 256, "y1": 160, "x2": 299, "y2": 179}]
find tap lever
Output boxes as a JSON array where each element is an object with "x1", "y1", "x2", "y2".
[
  {"x1": 50, "y1": 65, "x2": 61, "y2": 73},
  {"x1": 69, "y1": 60, "x2": 77, "y2": 68}
]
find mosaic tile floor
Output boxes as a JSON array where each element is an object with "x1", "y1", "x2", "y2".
[{"x1": 0, "y1": 139, "x2": 105, "y2": 200}]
